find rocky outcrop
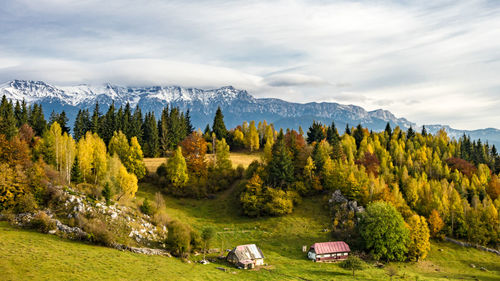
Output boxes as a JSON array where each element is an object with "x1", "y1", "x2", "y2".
[{"x1": 445, "y1": 237, "x2": 500, "y2": 256}]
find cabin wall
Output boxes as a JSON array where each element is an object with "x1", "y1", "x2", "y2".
[{"x1": 255, "y1": 259, "x2": 264, "y2": 266}]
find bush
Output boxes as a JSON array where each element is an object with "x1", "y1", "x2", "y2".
[
  {"x1": 140, "y1": 198, "x2": 154, "y2": 215},
  {"x1": 167, "y1": 220, "x2": 192, "y2": 257},
  {"x1": 102, "y1": 183, "x2": 112, "y2": 205},
  {"x1": 30, "y1": 211, "x2": 56, "y2": 233},
  {"x1": 15, "y1": 193, "x2": 38, "y2": 213},
  {"x1": 340, "y1": 256, "x2": 364, "y2": 277},
  {"x1": 156, "y1": 163, "x2": 168, "y2": 178},
  {"x1": 152, "y1": 211, "x2": 169, "y2": 227},
  {"x1": 78, "y1": 217, "x2": 115, "y2": 246}
]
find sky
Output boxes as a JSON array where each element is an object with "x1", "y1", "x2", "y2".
[{"x1": 0, "y1": 0, "x2": 499, "y2": 130}]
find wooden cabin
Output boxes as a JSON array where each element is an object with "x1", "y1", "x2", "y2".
[
  {"x1": 226, "y1": 244, "x2": 265, "y2": 269},
  {"x1": 307, "y1": 241, "x2": 350, "y2": 262}
]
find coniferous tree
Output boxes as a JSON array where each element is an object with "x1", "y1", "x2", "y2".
[
  {"x1": 123, "y1": 102, "x2": 132, "y2": 138},
  {"x1": 131, "y1": 105, "x2": 143, "y2": 144},
  {"x1": 326, "y1": 121, "x2": 340, "y2": 145},
  {"x1": 100, "y1": 102, "x2": 116, "y2": 144},
  {"x1": 385, "y1": 122, "x2": 392, "y2": 137},
  {"x1": 268, "y1": 130, "x2": 294, "y2": 188},
  {"x1": 142, "y1": 112, "x2": 159, "y2": 157},
  {"x1": 71, "y1": 155, "x2": 83, "y2": 184},
  {"x1": 167, "y1": 107, "x2": 186, "y2": 150},
  {"x1": 28, "y1": 104, "x2": 47, "y2": 136},
  {"x1": 421, "y1": 125, "x2": 427, "y2": 136},
  {"x1": 306, "y1": 121, "x2": 325, "y2": 144},
  {"x1": 212, "y1": 106, "x2": 227, "y2": 140},
  {"x1": 185, "y1": 109, "x2": 194, "y2": 134},
  {"x1": 116, "y1": 106, "x2": 124, "y2": 134},
  {"x1": 91, "y1": 102, "x2": 101, "y2": 133},
  {"x1": 407, "y1": 126, "x2": 415, "y2": 140},
  {"x1": 14, "y1": 101, "x2": 22, "y2": 127},
  {"x1": 353, "y1": 124, "x2": 364, "y2": 149},
  {"x1": 345, "y1": 123, "x2": 351, "y2": 135},
  {"x1": 159, "y1": 106, "x2": 169, "y2": 155},
  {"x1": 73, "y1": 109, "x2": 91, "y2": 141},
  {"x1": 0, "y1": 96, "x2": 17, "y2": 139}
]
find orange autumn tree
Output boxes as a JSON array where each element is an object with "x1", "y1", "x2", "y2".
[{"x1": 180, "y1": 131, "x2": 208, "y2": 177}]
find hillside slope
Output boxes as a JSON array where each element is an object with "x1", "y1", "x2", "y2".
[{"x1": 2, "y1": 183, "x2": 498, "y2": 281}]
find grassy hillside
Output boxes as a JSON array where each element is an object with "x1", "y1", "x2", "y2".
[
  {"x1": 1, "y1": 182, "x2": 499, "y2": 281},
  {"x1": 143, "y1": 152, "x2": 261, "y2": 173}
]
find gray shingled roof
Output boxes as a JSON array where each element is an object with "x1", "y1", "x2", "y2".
[{"x1": 230, "y1": 244, "x2": 264, "y2": 261}]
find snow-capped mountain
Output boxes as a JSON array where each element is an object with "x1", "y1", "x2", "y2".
[{"x1": 1, "y1": 80, "x2": 499, "y2": 146}]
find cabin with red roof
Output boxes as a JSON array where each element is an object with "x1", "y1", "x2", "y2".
[{"x1": 307, "y1": 241, "x2": 350, "y2": 262}]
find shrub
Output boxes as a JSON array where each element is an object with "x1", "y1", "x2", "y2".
[
  {"x1": 15, "y1": 193, "x2": 38, "y2": 213},
  {"x1": 30, "y1": 211, "x2": 56, "y2": 233},
  {"x1": 102, "y1": 183, "x2": 112, "y2": 205},
  {"x1": 140, "y1": 198, "x2": 154, "y2": 215},
  {"x1": 78, "y1": 217, "x2": 115, "y2": 246},
  {"x1": 235, "y1": 165, "x2": 245, "y2": 178},
  {"x1": 340, "y1": 256, "x2": 364, "y2": 277},
  {"x1": 167, "y1": 220, "x2": 192, "y2": 257},
  {"x1": 152, "y1": 211, "x2": 169, "y2": 227},
  {"x1": 156, "y1": 163, "x2": 168, "y2": 178}
]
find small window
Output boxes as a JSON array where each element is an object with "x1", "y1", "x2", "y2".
[{"x1": 344, "y1": 253, "x2": 348, "y2": 256}]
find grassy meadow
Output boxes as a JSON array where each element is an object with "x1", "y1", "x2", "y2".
[{"x1": 1, "y1": 177, "x2": 499, "y2": 280}]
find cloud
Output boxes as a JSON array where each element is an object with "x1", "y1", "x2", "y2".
[
  {"x1": 0, "y1": 0, "x2": 499, "y2": 129},
  {"x1": 263, "y1": 73, "x2": 327, "y2": 87}
]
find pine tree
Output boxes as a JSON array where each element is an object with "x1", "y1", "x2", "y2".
[
  {"x1": 326, "y1": 121, "x2": 340, "y2": 145},
  {"x1": 353, "y1": 124, "x2": 364, "y2": 149},
  {"x1": 407, "y1": 126, "x2": 415, "y2": 140},
  {"x1": 123, "y1": 102, "x2": 132, "y2": 138},
  {"x1": 0, "y1": 96, "x2": 17, "y2": 139},
  {"x1": 268, "y1": 130, "x2": 294, "y2": 188},
  {"x1": 28, "y1": 103, "x2": 47, "y2": 136},
  {"x1": 421, "y1": 125, "x2": 427, "y2": 136},
  {"x1": 14, "y1": 101, "x2": 22, "y2": 127},
  {"x1": 345, "y1": 123, "x2": 351, "y2": 135},
  {"x1": 58, "y1": 111, "x2": 70, "y2": 134},
  {"x1": 185, "y1": 109, "x2": 194, "y2": 134},
  {"x1": 307, "y1": 121, "x2": 325, "y2": 144},
  {"x1": 131, "y1": 105, "x2": 143, "y2": 143},
  {"x1": 73, "y1": 109, "x2": 91, "y2": 141},
  {"x1": 212, "y1": 106, "x2": 227, "y2": 140},
  {"x1": 159, "y1": 106, "x2": 169, "y2": 155},
  {"x1": 167, "y1": 107, "x2": 186, "y2": 150},
  {"x1": 71, "y1": 155, "x2": 83, "y2": 184},
  {"x1": 100, "y1": 102, "x2": 116, "y2": 144},
  {"x1": 91, "y1": 102, "x2": 101, "y2": 133},
  {"x1": 142, "y1": 112, "x2": 159, "y2": 157},
  {"x1": 385, "y1": 122, "x2": 392, "y2": 137}
]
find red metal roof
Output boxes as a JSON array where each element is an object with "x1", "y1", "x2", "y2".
[{"x1": 311, "y1": 241, "x2": 350, "y2": 254}]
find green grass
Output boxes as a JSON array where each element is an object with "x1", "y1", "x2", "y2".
[{"x1": 1, "y1": 182, "x2": 499, "y2": 280}]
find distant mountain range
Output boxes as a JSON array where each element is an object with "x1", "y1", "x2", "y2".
[{"x1": 1, "y1": 80, "x2": 499, "y2": 147}]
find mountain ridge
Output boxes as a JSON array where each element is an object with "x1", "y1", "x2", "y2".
[{"x1": 1, "y1": 80, "x2": 499, "y2": 147}]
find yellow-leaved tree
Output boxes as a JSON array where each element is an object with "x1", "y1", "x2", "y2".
[{"x1": 407, "y1": 214, "x2": 431, "y2": 261}]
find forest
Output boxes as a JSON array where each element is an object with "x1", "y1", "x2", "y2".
[{"x1": 0, "y1": 95, "x2": 498, "y2": 263}]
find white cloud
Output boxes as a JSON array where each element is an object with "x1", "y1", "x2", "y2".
[{"x1": 0, "y1": 0, "x2": 499, "y2": 129}]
